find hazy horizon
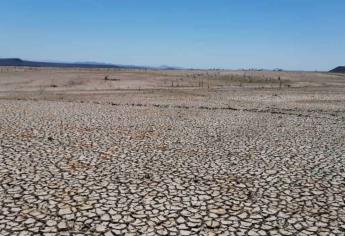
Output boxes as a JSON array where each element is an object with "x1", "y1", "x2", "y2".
[
  {"x1": 1, "y1": 0, "x2": 344, "y2": 71},
  {"x1": 0, "y1": 57, "x2": 335, "y2": 72}
]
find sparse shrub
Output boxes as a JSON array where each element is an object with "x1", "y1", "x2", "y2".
[
  {"x1": 38, "y1": 86, "x2": 45, "y2": 95},
  {"x1": 278, "y1": 77, "x2": 282, "y2": 89}
]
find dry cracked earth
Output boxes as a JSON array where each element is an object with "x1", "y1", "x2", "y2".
[{"x1": 1, "y1": 99, "x2": 345, "y2": 236}]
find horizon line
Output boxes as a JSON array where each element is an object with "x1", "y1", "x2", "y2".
[{"x1": 0, "y1": 57, "x2": 337, "y2": 72}]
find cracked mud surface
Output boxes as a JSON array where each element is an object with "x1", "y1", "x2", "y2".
[{"x1": 1, "y1": 100, "x2": 345, "y2": 235}]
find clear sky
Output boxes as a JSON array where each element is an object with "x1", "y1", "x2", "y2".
[{"x1": 0, "y1": 0, "x2": 344, "y2": 71}]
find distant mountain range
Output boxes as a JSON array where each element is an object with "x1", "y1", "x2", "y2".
[
  {"x1": 2, "y1": 58, "x2": 342, "y2": 72},
  {"x1": 329, "y1": 66, "x2": 345, "y2": 73},
  {"x1": 0, "y1": 58, "x2": 181, "y2": 70}
]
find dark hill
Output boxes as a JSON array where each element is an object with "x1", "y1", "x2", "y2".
[
  {"x1": 0, "y1": 58, "x2": 143, "y2": 69},
  {"x1": 0, "y1": 58, "x2": 27, "y2": 66},
  {"x1": 329, "y1": 66, "x2": 345, "y2": 73}
]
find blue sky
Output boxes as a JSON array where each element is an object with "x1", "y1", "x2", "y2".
[{"x1": 0, "y1": 0, "x2": 344, "y2": 70}]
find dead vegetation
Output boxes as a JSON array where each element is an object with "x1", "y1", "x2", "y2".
[{"x1": 164, "y1": 72, "x2": 291, "y2": 89}]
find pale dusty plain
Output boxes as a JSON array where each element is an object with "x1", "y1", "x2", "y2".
[{"x1": 0, "y1": 67, "x2": 345, "y2": 235}]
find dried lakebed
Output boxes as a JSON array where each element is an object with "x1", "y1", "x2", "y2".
[{"x1": 0, "y1": 100, "x2": 345, "y2": 235}]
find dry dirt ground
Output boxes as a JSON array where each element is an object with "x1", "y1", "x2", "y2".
[{"x1": 0, "y1": 67, "x2": 345, "y2": 235}]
